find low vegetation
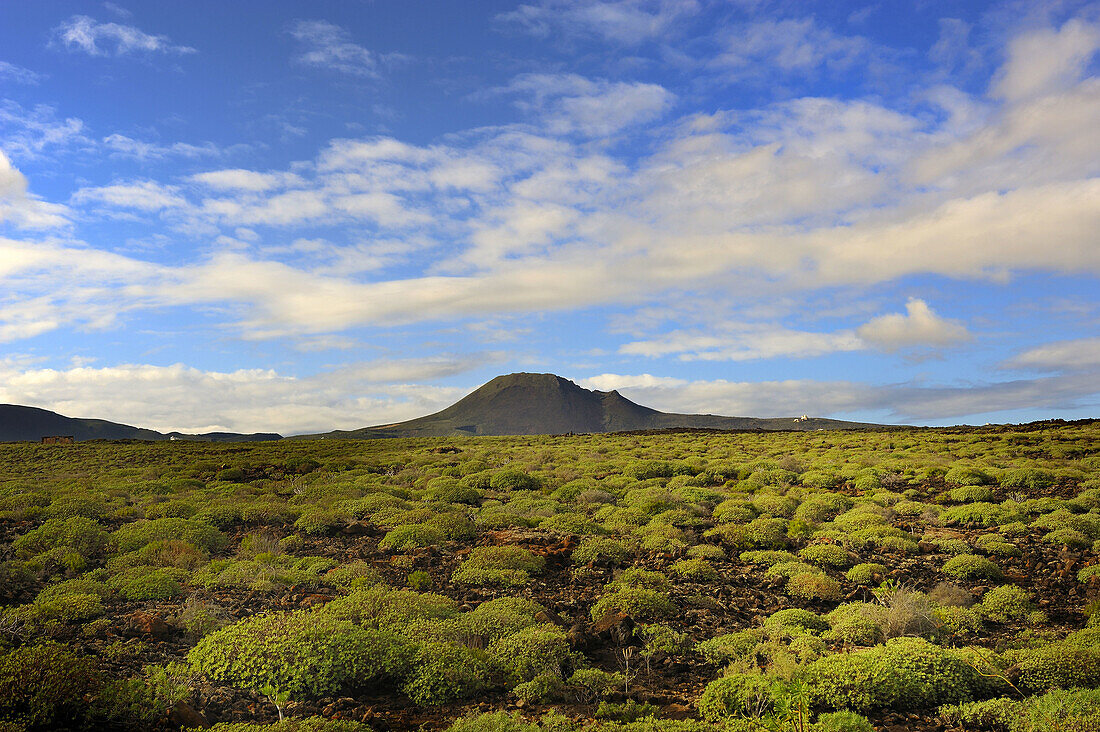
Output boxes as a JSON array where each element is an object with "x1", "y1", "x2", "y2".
[{"x1": 0, "y1": 420, "x2": 1098, "y2": 731}]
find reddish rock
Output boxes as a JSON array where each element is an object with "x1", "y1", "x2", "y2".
[{"x1": 122, "y1": 611, "x2": 172, "y2": 638}]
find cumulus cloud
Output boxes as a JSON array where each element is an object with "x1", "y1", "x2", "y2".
[
  {"x1": 54, "y1": 15, "x2": 195, "y2": 56},
  {"x1": 992, "y1": 18, "x2": 1100, "y2": 102},
  {"x1": 0, "y1": 355, "x2": 492, "y2": 435},
  {"x1": 0, "y1": 150, "x2": 69, "y2": 229},
  {"x1": 856, "y1": 299, "x2": 971, "y2": 352}
]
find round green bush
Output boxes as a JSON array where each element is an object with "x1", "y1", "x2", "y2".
[
  {"x1": 487, "y1": 624, "x2": 571, "y2": 683},
  {"x1": 451, "y1": 546, "x2": 545, "y2": 587},
  {"x1": 591, "y1": 586, "x2": 675, "y2": 622},
  {"x1": 0, "y1": 642, "x2": 102, "y2": 729},
  {"x1": 801, "y1": 637, "x2": 991, "y2": 711},
  {"x1": 379, "y1": 524, "x2": 445, "y2": 551},
  {"x1": 402, "y1": 642, "x2": 492, "y2": 705},
  {"x1": 697, "y1": 671, "x2": 773, "y2": 722},
  {"x1": 799, "y1": 544, "x2": 852, "y2": 568},
  {"x1": 845, "y1": 563, "x2": 886, "y2": 585},
  {"x1": 112, "y1": 518, "x2": 227, "y2": 553},
  {"x1": 813, "y1": 711, "x2": 874, "y2": 732},
  {"x1": 671, "y1": 558, "x2": 719, "y2": 581},
  {"x1": 978, "y1": 585, "x2": 1033, "y2": 623},
  {"x1": 943, "y1": 554, "x2": 1002, "y2": 581},
  {"x1": 764, "y1": 608, "x2": 829, "y2": 635},
  {"x1": 188, "y1": 609, "x2": 414, "y2": 697},
  {"x1": 787, "y1": 572, "x2": 842, "y2": 602}
]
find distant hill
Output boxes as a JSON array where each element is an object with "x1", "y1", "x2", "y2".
[
  {"x1": 0, "y1": 404, "x2": 281, "y2": 443},
  {"x1": 307, "y1": 372, "x2": 881, "y2": 439}
]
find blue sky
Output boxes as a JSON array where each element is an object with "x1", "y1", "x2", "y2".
[{"x1": 0, "y1": 0, "x2": 1098, "y2": 435}]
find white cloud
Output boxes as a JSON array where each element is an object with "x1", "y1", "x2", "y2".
[
  {"x1": 499, "y1": 0, "x2": 700, "y2": 45},
  {"x1": 54, "y1": 15, "x2": 196, "y2": 56},
  {"x1": 1005, "y1": 337, "x2": 1100, "y2": 372},
  {"x1": 620, "y1": 326, "x2": 865, "y2": 361},
  {"x1": 0, "y1": 100, "x2": 87, "y2": 159},
  {"x1": 102, "y1": 134, "x2": 221, "y2": 160},
  {"x1": 290, "y1": 20, "x2": 386, "y2": 77},
  {"x1": 72, "y1": 180, "x2": 187, "y2": 212},
  {"x1": 190, "y1": 169, "x2": 299, "y2": 192},
  {"x1": 582, "y1": 371, "x2": 1100, "y2": 423},
  {"x1": 711, "y1": 18, "x2": 874, "y2": 79},
  {"x1": 856, "y1": 299, "x2": 970, "y2": 352},
  {"x1": 992, "y1": 18, "x2": 1100, "y2": 102},
  {"x1": 0, "y1": 150, "x2": 69, "y2": 229},
  {"x1": 504, "y1": 74, "x2": 676, "y2": 136},
  {"x1": 0, "y1": 61, "x2": 43, "y2": 85},
  {"x1": 0, "y1": 356, "x2": 488, "y2": 434}
]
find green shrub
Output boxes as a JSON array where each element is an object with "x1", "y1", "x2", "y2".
[
  {"x1": 590, "y1": 586, "x2": 675, "y2": 622},
  {"x1": 487, "y1": 624, "x2": 571, "y2": 683},
  {"x1": 322, "y1": 586, "x2": 459, "y2": 631},
  {"x1": 687, "y1": 544, "x2": 725, "y2": 560},
  {"x1": 1043, "y1": 528, "x2": 1092, "y2": 549},
  {"x1": 196, "y1": 718, "x2": 372, "y2": 731},
  {"x1": 1078, "y1": 564, "x2": 1100, "y2": 583},
  {"x1": 489, "y1": 470, "x2": 541, "y2": 492},
  {"x1": 189, "y1": 609, "x2": 414, "y2": 698},
  {"x1": 697, "y1": 670, "x2": 773, "y2": 721},
  {"x1": 801, "y1": 637, "x2": 992, "y2": 711},
  {"x1": 788, "y1": 573, "x2": 842, "y2": 602},
  {"x1": 948, "y1": 485, "x2": 994, "y2": 503},
  {"x1": 764, "y1": 608, "x2": 829, "y2": 635},
  {"x1": 934, "y1": 537, "x2": 973, "y2": 555},
  {"x1": 1012, "y1": 687, "x2": 1100, "y2": 732},
  {"x1": 572, "y1": 537, "x2": 632, "y2": 565},
  {"x1": 944, "y1": 466, "x2": 994, "y2": 486},
  {"x1": 324, "y1": 561, "x2": 384, "y2": 589},
  {"x1": 933, "y1": 605, "x2": 983, "y2": 636},
  {"x1": 845, "y1": 563, "x2": 886, "y2": 585},
  {"x1": 799, "y1": 544, "x2": 852, "y2": 568},
  {"x1": 671, "y1": 558, "x2": 718, "y2": 581},
  {"x1": 1000, "y1": 468, "x2": 1055, "y2": 490},
  {"x1": 696, "y1": 629, "x2": 763, "y2": 666},
  {"x1": 568, "y1": 668, "x2": 625, "y2": 702},
  {"x1": 112, "y1": 518, "x2": 227, "y2": 553},
  {"x1": 941, "y1": 503, "x2": 1009, "y2": 527},
  {"x1": 0, "y1": 642, "x2": 102, "y2": 729},
  {"x1": 740, "y1": 550, "x2": 799, "y2": 566},
  {"x1": 0, "y1": 560, "x2": 36, "y2": 602},
  {"x1": 107, "y1": 566, "x2": 186, "y2": 600},
  {"x1": 943, "y1": 554, "x2": 1002, "y2": 581},
  {"x1": 403, "y1": 642, "x2": 492, "y2": 705},
  {"x1": 451, "y1": 546, "x2": 545, "y2": 586},
  {"x1": 378, "y1": 524, "x2": 445, "y2": 551},
  {"x1": 1009, "y1": 627, "x2": 1100, "y2": 693},
  {"x1": 14, "y1": 517, "x2": 112, "y2": 560},
  {"x1": 443, "y1": 712, "x2": 539, "y2": 732},
  {"x1": 813, "y1": 711, "x2": 874, "y2": 732},
  {"x1": 825, "y1": 603, "x2": 888, "y2": 646},
  {"x1": 978, "y1": 585, "x2": 1033, "y2": 623}
]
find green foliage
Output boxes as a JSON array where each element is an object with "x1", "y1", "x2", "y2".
[
  {"x1": 697, "y1": 670, "x2": 773, "y2": 721},
  {"x1": 196, "y1": 718, "x2": 372, "y2": 732},
  {"x1": 378, "y1": 523, "x2": 445, "y2": 551},
  {"x1": 488, "y1": 624, "x2": 571, "y2": 683},
  {"x1": 944, "y1": 466, "x2": 994, "y2": 486},
  {"x1": 14, "y1": 517, "x2": 111, "y2": 561},
  {"x1": 943, "y1": 554, "x2": 1002, "y2": 581},
  {"x1": 845, "y1": 563, "x2": 886, "y2": 585},
  {"x1": 978, "y1": 585, "x2": 1034, "y2": 623},
  {"x1": 801, "y1": 637, "x2": 993, "y2": 711},
  {"x1": 451, "y1": 546, "x2": 545, "y2": 586},
  {"x1": 489, "y1": 470, "x2": 542, "y2": 492},
  {"x1": 824, "y1": 603, "x2": 888, "y2": 646},
  {"x1": 787, "y1": 572, "x2": 842, "y2": 602},
  {"x1": 0, "y1": 642, "x2": 102, "y2": 729},
  {"x1": 567, "y1": 668, "x2": 625, "y2": 702},
  {"x1": 112, "y1": 518, "x2": 228, "y2": 553},
  {"x1": 572, "y1": 537, "x2": 632, "y2": 565},
  {"x1": 799, "y1": 544, "x2": 851, "y2": 568},
  {"x1": 591, "y1": 586, "x2": 675, "y2": 622},
  {"x1": 1000, "y1": 468, "x2": 1055, "y2": 490},
  {"x1": 189, "y1": 608, "x2": 415, "y2": 698},
  {"x1": 671, "y1": 557, "x2": 718, "y2": 581},
  {"x1": 1008, "y1": 627, "x2": 1100, "y2": 693},
  {"x1": 108, "y1": 566, "x2": 186, "y2": 600},
  {"x1": 765, "y1": 608, "x2": 829, "y2": 635},
  {"x1": 813, "y1": 711, "x2": 874, "y2": 732},
  {"x1": 403, "y1": 642, "x2": 492, "y2": 705}
]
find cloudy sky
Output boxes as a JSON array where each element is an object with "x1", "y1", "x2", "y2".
[{"x1": 0, "y1": 0, "x2": 1098, "y2": 435}]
